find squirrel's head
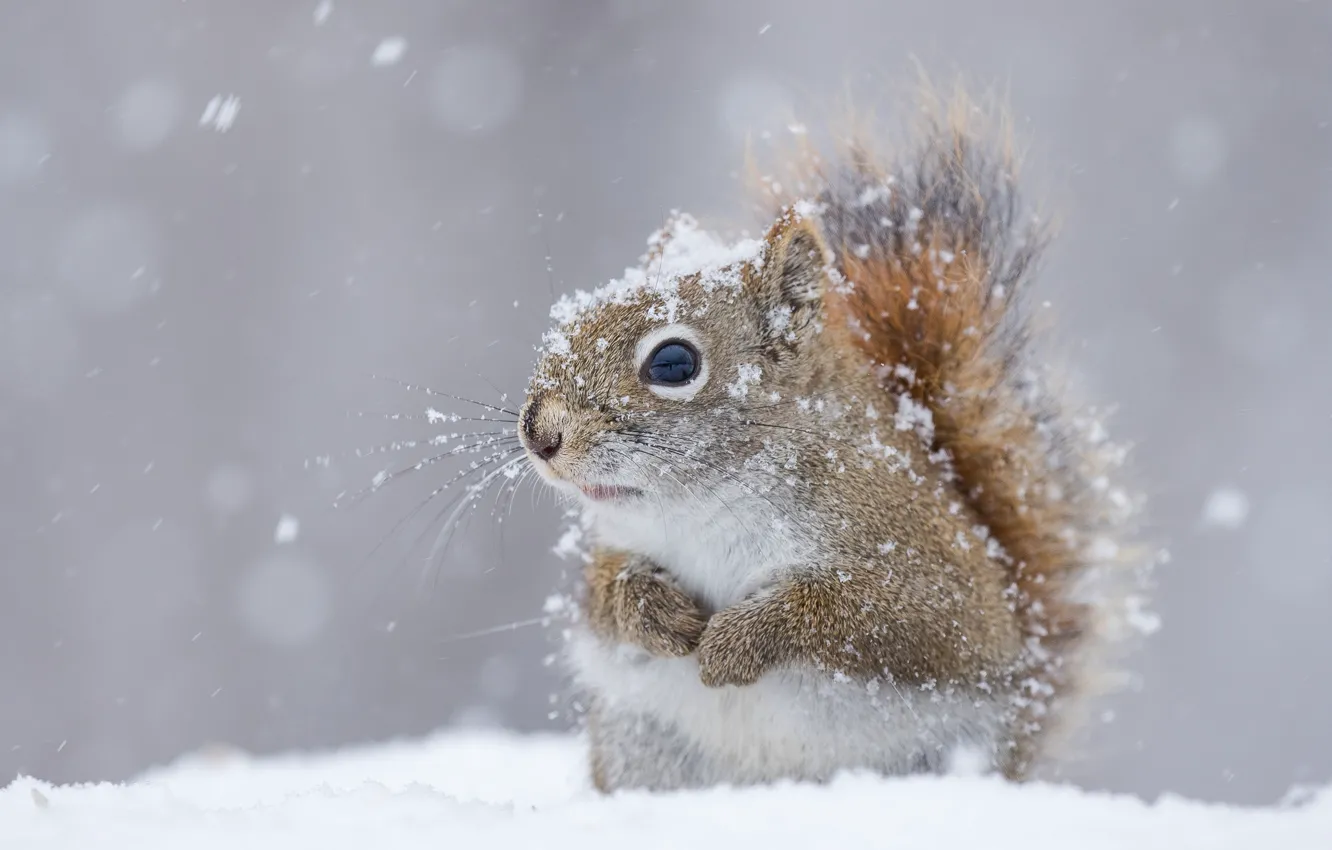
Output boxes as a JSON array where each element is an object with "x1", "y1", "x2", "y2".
[{"x1": 520, "y1": 210, "x2": 839, "y2": 513}]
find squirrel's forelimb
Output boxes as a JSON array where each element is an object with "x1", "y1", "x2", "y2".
[
  {"x1": 584, "y1": 548, "x2": 707, "y2": 658},
  {"x1": 697, "y1": 560, "x2": 1023, "y2": 689}
]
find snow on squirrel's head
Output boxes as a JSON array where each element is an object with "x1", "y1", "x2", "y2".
[{"x1": 518, "y1": 209, "x2": 841, "y2": 510}]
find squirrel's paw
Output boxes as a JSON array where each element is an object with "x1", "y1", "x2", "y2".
[
  {"x1": 612, "y1": 569, "x2": 706, "y2": 658},
  {"x1": 696, "y1": 604, "x2": 775, "y2": 688}
]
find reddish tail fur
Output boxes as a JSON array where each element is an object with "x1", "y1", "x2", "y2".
[{"x1": 755, "y1": 86, "x2": 1147, "y2": 770}]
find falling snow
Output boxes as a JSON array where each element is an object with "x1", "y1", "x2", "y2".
[
  {"x1": 371, "y1": 37, "x2": 408, "y2": 67},
  {"x1": 1201, "y1": 487, "x2": 1250, "y2": 530},
  {"x1": 199, "y1": 94, "x2": 241, "y2": 133},
  {"x1": 274, "y1": 514, "x2": 301, "y2": 544}
]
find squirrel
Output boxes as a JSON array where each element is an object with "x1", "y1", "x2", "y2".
[{"x1": 518, "y1": 86, "x2": 1152, "y2": 793}]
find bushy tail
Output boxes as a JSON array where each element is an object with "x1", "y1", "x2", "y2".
[{"x1": 755, "y1": 85, "x2": 1155, "y2": 771}]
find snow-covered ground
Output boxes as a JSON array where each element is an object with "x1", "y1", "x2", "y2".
[{"x1": 3, "y1": 730, "x2": 1328, "y2": 849}]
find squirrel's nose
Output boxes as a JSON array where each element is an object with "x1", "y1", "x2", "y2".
[
  {"x1": 531, "y1": 429, "x2": 562, "y2": 462},
  {"x1": 522, "y1": 399, "x2": 563, "y2": 462}
]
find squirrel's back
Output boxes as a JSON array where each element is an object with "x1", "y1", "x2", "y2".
[{"x1": 756, "y1": 87, "x2": 1154, "y2": 773}]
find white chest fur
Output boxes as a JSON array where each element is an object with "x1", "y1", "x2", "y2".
[
  {"x1": 570, "y1": 499, "x2": 1006, "y2": 786},
  {"x1": 582, "y1": 489, "x2": 812, "y2": 611}
]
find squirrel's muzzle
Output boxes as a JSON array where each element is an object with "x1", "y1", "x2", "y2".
[{"x1": 520, "y1": 396, "x2": 564, "y2": 463}]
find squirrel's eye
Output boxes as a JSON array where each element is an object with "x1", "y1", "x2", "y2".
[{"x1": 644, "y1": 341, "x2": 698, "y2": 386}]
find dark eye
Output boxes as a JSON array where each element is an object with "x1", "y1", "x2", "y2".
[{"x1": 644, "y1": 341, "x2": 698, "y2": 386}]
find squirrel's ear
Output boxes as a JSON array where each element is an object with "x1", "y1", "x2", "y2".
[{"x1": 760, "y1": 213, "x2": 829, "y2": 310}]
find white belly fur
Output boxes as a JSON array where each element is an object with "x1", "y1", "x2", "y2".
[
  {"x1": 569, "y1": 628, "x2": 1003, "y2": 782},
  {"x1": 571, "y1": 501, "x2": 1007, "y2": 784}
]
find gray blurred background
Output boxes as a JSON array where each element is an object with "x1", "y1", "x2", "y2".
[{"x1": 2, "y1": 0, "x2": 1329, "y2": 807}]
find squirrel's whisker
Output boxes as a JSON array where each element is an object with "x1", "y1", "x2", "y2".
[
  {"x1": 368, "y1": 373, "x2": 522, "y2": 418},
  {"x1": 616, "y1": 430, "x2": 793, "y2": 491},
  {"x1": 510, "y1": 465, "x2": 538, "y2": 519},
  {"x1": 608, "y1": 446, "x2": 671, "y2": 533},
  {"x1": 345, "y1": 409, "x2": 519, "y2": 425},
  {"x1": 425, "y1": 454, "x2": 529, "y2": 580},
  {"x1": 614, "y1": 436, "x2": 795, "y2": 534},
  {"x1": 348, "y1": 446, "x2": 525, "y2": 581},
  {"x1": 613, "y1": 442, "x2": 758, "y2": 540},
  {"x1": 335, "y1": 436, "x2": 521, "y2": 508},
  {"x1": 435, "y1": 615, "x2": 548, "y2": 645},
  {"x1": 316, "y1": 428, "x2": 518, "y2": 476}
]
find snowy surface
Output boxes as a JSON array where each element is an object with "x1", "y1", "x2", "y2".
[{"x1": 3, "y1": 730, "x2": 1328, "y2": 849}]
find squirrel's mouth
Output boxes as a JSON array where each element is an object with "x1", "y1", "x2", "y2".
[{"x1": 579, "y1": 484, "x2": 643, "y2": 502}]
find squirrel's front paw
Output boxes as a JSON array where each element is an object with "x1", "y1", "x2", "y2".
[
  {"x1": 696, "y1": 604, "x2": 777, "y2": 688},
  {"x1": 612, "y1": 569, "x2": 706, "y2": 658}
]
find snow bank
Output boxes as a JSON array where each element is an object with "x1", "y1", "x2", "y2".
[{"x1": 3, "y1": 731, "x2": 1328, "y2": 849}]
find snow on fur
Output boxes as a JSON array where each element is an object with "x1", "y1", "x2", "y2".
[{"x1": 541, "y1": 213, "x2": 764, "y2": 360}]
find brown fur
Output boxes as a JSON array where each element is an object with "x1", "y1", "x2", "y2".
[
  {"x1": 751, "y1": 88, "x2": 1132, "y2": 774},
  {"x1": 695, "y1": 557, "x2": 1022, "y2": 689},
  {"x1": 584, "y1": 548, "x2": 707, "y2": 658},
  {"x1": 567, "y1": 211, "x2": 1035, "y2": 773},
  {"x1": 526, "y1": 86, "x2": 1146, "y2": 789}
]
